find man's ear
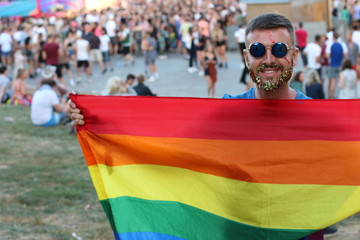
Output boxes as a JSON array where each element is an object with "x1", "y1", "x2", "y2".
[
  {"x1": 243, "y1": 49, "x2": 250, "y2": 68},
  {"x1": 292, "y1": 47, "x2": 299, "y2": 67}
]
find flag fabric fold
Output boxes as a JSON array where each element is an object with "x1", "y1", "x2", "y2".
[{"x1": 70, "y1": 94, "x2": 360, "y2": 240}]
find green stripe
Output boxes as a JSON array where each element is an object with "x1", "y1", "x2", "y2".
[{"x1": 100, "y1": 196, "x2": 314, "y2": 240}]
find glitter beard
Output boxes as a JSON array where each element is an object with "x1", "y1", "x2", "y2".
[{"x1": 250, "y1": 63, "x2": 293, "y2": 91}]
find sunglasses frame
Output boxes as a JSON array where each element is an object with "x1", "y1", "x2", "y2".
[{"x1": 247, "y1": 42, "x2": 295, "y2": 59}]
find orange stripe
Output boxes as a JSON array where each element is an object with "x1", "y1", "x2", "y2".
[{"x1": 78, "y1": 130, "x2": 360, "y2": 185}]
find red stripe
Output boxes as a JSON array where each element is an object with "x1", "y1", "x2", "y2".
[{"x1": 70, "y1": 94, "x2": 360, "y2": 141}]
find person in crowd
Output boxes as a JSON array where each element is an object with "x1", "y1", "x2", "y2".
[
  {"x1": 345, "y1": 31, "x2": 360, "y2": 69},
  {"x1": 105, "y1": 76, "x2": 137, "y2": 96},
  {"x1": 24, "y1": 36, "x2": 36, "y2": 78},
  {"x1": 212, "y1": 22, "x2": 228, "y2": 68},
  {"x1": 0, "y1": 66, "x2": 11, "y2": 103},
  {"x1": 74, "y1": 33, "x2": 91, "y2": 83},
  {"x1": 125, "y1": 73, "x2": 137, "y2": 94},
  {"x1": 187, "y1": 26, "x2": 198, "y2": 73},
  {"x1": 295, "y1": 22, "x2": 308, "y2": 68},
  {"x1": 105, "y1": 14, "x2": 118, "y2": 56},
  {"x1": 9, "y1": 68, "x2": 32, "y2": 106},
  {"x1": 42, "y1": 34, "x2": 65, "y2": 87},
  {"x1": 203, "y1": 42, "x2": 217, "y2": 98},
  {"x1": 64, "y1": 30, "x2": 77, "y2": 67},
  {"x1": 289, "y1": 71, "x2": 304, "y2": 93},
  {"x1": 304, "y1": 35, "x2": 322, "y2": 77},
  {"x1": 305, "y1": 70, "x2": 325, "y2": 99},
  {"x1": 338, "y1": 59, "x2": 357, "y2": 99},
  {"x1": 58, "y1": 37, "x2": 75, "y2": 87},
  {"x1": 234, "y1": 23, "x2": 249, "y2": 86},
  {"x1": 118, "y1": 21, "x2": 134, "y2": 66},
  {"x1": 13, "y1": 46, "x2": 27, "y2": 79},
  {"x1": 83, "y1": 22, "x2": 105, "y2": 77},
  {"x1": 326, "y1": 32, "x2": 348, "y2": 99},
  {"x1": 142, "y1": 31, "x2": 159, "y2": 82},
  {"x1": 0, "y1": 28, "x2": 14, "y2": 67},
  {"x1": 99, "y1": 27, "x2": 113, "y2": 74},
  {"x1": 30, "y1": 65, "x2": 66, "y2": 127},
  {"x1": 133, "y1": 74, "x2": 156, "y2": 96}
]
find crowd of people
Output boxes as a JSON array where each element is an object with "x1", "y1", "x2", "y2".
[{"x1": 0, "y1": 0, "x2": 360, "y2": 128}]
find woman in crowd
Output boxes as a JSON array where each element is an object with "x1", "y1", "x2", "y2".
[
  {"x1": 211, "y1": 22, "x2": 227, "y2": 69},
  {"x1": 203, "y1": 42, "x2": 217, "y2": 98},
  {"x1": 290, "y1": 71, "x2": 305, "y2": 93},
  {"x1": 305, "y1": 70, "x2": 325, "y2": 99},
  {"x1": 338, "y1": 59, "x2": 357, "y2": 99},
  {"x1": 9, "y1": 68, "x2": 32, "y2": 106}
]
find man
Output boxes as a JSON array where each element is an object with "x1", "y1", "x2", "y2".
[
  {"x1": 0, "y1": 28, "x2": 13, "y2": 67},
  {"x1": 118, "y1": 21, "x2": 134, "y2": 66},
  {"x1": 326, "y1": 33, "x2": 348, "y2": 99},
  {"x1": 133, "y1": 74, "x2": 157, "y2": 96},
  {"x1": 31, "y1": 66, "x2": 66, "y2": 127},
  {"x1": 142, "y1": 31, "x2": 159, "y2": 82},
  {"x1": 83, "y1": 23, "x2": 105, "y2": 77},
  {"x1": 295, "y1": 22, "x2": 308, "y2": 68},
  {"x1": 42, "y1": 34, "x2": 65, "y2": 87},
  {"x1": 234, "y1": 24, "x2": 251, "y2": 88},
  {"x1": 67, "y1": 13, "x2": 337, "y2": 239},
  {"x1": 224, "y1": 14, "x2": 307, "y2": 100},
  {"x1": 304, "y1": 35, "x2": 322, "y2": 77},
  {"x1": 125, "y1": 73, "x2": 137, "y2": 94}
]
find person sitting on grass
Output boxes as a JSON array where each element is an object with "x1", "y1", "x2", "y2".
[{"x1": 30, "y1": 66, "x2": 66, "y2": 127}]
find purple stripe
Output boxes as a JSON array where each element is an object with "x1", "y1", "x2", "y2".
[{"x1": 115, "y1": 232, "x2": 187, "y2": 240}]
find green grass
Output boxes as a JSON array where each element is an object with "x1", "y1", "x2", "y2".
[
  {"x1": 0, "y1": 105, "x2": 113, "y2": 240},
  {"x1": 1, "y1": 105, "x2": 359, "y2": 240}
]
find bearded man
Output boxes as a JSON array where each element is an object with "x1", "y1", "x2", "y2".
[{"x1": 223, "y1": 13, "x2": 310, "y2": 100}]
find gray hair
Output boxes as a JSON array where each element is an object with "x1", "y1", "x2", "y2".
[{"x1": 245, "y1": 13, "x2": 295, "y2": 44}]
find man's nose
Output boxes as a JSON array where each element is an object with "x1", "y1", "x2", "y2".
[{"x1": 263, "y1": 48, "x2": 275, "y2": 64}]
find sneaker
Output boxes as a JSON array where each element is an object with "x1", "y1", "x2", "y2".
[
  {"x1": 69, "y1": 79, "x2": 76, "y2": 87},
  {"x1": 148, "y1": 76, "x2": 156, "y2": 82},
  {"x1": 188, "y1": 67, "x2": 197, "y2": 73},
  {"x1": 218, "y1": 63, "x2": 223, "y2": 68},
  {"x1": 102, "y1": 68, "x2": 108, "y2": 74},
  {"x1": 198, "y1": 71, "x2": 204, "y2": 76},
  {"x1": 159, "y1": 55, "x2": 168, "y2": 60},
  {"x1": 110, "y1": 68, "x2": 114, "y2": 72},
  {"x1": 324, "y1": 226, "x2": 338, "y2": 236},
  {"x1": 76, "y1": 77, "x2": 81, "y2": 84}
]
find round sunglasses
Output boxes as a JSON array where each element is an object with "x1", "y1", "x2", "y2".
[{"x1": 247, "y1": 42, "x2": 294, "y2": 58}]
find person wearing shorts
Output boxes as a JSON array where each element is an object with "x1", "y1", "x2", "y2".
[{"x1": 75, "y1": 35, "x2": 92, "y2": 83}]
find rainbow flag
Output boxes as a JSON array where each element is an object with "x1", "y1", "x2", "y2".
[{"x1": 70, "y1": 94, "x2": 360, "y2": 240}]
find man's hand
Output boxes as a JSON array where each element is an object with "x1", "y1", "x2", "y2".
[{"x1": 66, "y1": 99, "x2": 85, "y2": 126}]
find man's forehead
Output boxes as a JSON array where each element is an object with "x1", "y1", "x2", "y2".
[{"x1": 245, "y1": 28, "x2": 293, "y2": 44}]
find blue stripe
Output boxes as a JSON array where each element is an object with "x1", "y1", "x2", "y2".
[{"x1": 115, "y1": 232, "x2": 187, "y2": 240}]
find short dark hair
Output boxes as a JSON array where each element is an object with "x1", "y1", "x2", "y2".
[
  {"x1": 245, "y1": 13, "x2": 295, "y2": 44},
  {"x1": 342, "y1": 59, "x2": 353, "y2": 70},
  {"x1": 315, "y1": 34, "x2": 321, "y2": 42},
  {"x1": 126, "y1": 73, "x2": 135, "y2": 81},
  {"x1": 41, "y1": 79, "x2": 57, "y2": 87},
  {"x1": 0, "y1": 65, "x2": 7, "y2": 74}
]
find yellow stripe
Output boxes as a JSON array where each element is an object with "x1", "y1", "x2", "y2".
[{"x1": 89, "y1": 164, "x2": 360, "y2": 230}]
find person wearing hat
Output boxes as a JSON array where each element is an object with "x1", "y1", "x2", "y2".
[{"x1": 30, "y1": 66, "x2": 66, "y2": 127}]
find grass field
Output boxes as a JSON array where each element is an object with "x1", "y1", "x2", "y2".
[
  {"x1": 1, "y1": 105, "x2": 359, "y2": 240},
  {"x1": 1, "y1": 105, "x2": 113, "y2": 240}
]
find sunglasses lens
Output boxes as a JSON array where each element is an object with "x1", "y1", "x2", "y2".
[
  {"x1": 272, "y1": 42, "x2": 288, "y2": 58},
  {"x1": 249, "y1": 43, "x2": 265, "y2": 58}
]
